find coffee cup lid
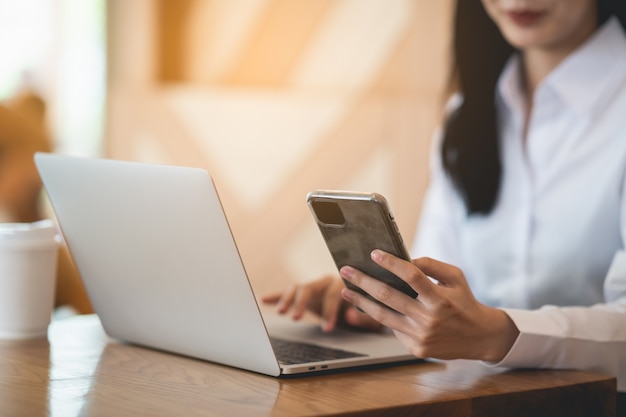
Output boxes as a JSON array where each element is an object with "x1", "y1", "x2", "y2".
[{"x1": 0, "y1": 220, "x2": 58, "y2": 244}]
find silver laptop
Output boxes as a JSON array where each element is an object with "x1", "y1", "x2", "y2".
[{"x1": 35, "y1": 153, "x2": 418, "y2": 376}]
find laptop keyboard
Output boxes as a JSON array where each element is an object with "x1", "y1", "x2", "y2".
[{"x1": 270, "y1": 337, "x2": 367, "y2": 365}]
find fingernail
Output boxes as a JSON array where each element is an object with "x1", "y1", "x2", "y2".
[
  {"x1": 322, "y1": 320, "x2": 332, "y2": 333},
  {"x1": 371, "y1": 249, "x2": 382, "y2": 262},
  {"x1": 340, "y1": 266, "x2": 354, "y2": 280},
  {"x1": 341, "y1": 288, "x2": 353, "y2": 301},
  {"x1": 277, "y1": 300, "x2": 288, "y2": 312}
]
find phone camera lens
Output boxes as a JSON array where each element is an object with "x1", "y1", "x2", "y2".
[{"x1": 312, "y1": 201, "x2": 345, "y2": 226}]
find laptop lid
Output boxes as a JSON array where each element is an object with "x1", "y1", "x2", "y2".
[{"x1": 35, "y1": 153, "x2": 416, "y2": 376}]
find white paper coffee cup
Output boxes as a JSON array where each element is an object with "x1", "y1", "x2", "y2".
[{"x1": 0, "y1": 220, "x2": 59, "y2": 339}]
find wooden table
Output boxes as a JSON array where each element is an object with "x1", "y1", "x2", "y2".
[{"x1": 0, "y1": 314, "x2": 616, "y2": 417}]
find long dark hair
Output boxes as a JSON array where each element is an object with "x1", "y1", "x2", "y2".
[{"x1": 442, "y1": 0, "x2": 626, "y2": 215}]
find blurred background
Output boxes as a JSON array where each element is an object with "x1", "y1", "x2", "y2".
[{"x1": 0, "y1": 0, "x2": 452, "y2": 313}]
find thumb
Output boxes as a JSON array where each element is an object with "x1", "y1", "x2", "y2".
[{"x1": 413, "y1": 257, "x2": 466, "y2": 288}]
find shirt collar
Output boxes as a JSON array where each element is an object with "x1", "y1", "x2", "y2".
[
  {"x1": 497, "y1": 54, "x2": 525, "y2": 119},
  {"x1": 497, "y1": 17, "x2": 626, "y2": 118}
]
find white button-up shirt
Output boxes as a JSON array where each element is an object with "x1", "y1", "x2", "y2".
[{"x1": 412, "y1": 17, "x2": 626, "y2": 390}]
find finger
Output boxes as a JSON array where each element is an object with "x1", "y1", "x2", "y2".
[
  {"x1": 291, "y1": 285, "x2": 316, "y2": 320},
  {"x1": 276, "y1": 285, "x2": 297, "y2": 314},
  {"x1": 370, "y1": 250, "x2": 437, "y2": 300},
  {"x1": 260, "y1": 292, "x2": 282, "y2": 304},
  {"x1": 320, "y1": 279, "x2": 343, "y2": 332},
  {"x1": 412, "y1": 257, "x2": 465, "y2": 287},
  {"x1": 340, "y1": 265, "x2": 419, "y2": 316},
  {"x1": 341, "y1": 288, "x2": 409, "y2": 334}
]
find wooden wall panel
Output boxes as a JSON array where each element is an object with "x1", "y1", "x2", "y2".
[
  {"x1": 106, "y1": 0, "x2": 453, "y2": 294},
  {"x1": 224, "y1": 0, "x2": 335, "y2": 86}
]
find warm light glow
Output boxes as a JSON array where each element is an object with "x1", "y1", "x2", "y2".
[{"x1": 0, "y1": 0, "x2": 105, "y2": 156}]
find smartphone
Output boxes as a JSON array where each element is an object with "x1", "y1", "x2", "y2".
[{"x1": 306, "y1": 190, "x2": 418, "y2": 300}]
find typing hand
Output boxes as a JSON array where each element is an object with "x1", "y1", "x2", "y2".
[{"x1": 261, "y1": 275, "x2": 382, "y2": 333}]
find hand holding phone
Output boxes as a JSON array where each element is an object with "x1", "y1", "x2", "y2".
[{"x1": 307, "y1": 190, "x2": 418, "y2": 300}]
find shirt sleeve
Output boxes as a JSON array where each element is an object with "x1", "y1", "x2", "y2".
[{"x1": 492, "y1": 299, "x2": 626, "y2": 391}]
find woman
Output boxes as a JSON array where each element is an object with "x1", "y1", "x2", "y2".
[{"x1": 264, "y1": 0, "x2": 626, "y2": 403}]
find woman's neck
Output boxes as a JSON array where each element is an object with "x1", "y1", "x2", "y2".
[
  {"x1": 522, "y1": 49, "x2": 566, "y2": 98},
  {"x1": 520, "y1": 18, "x2": 599, "y2": 138},
  {"x1": 521, "y1": 18, "x2": 599, "y2": 100}
]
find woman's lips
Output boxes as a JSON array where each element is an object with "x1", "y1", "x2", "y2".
[{"x1": 508, "y1": 10, "x2": 546, "y2": 26}]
